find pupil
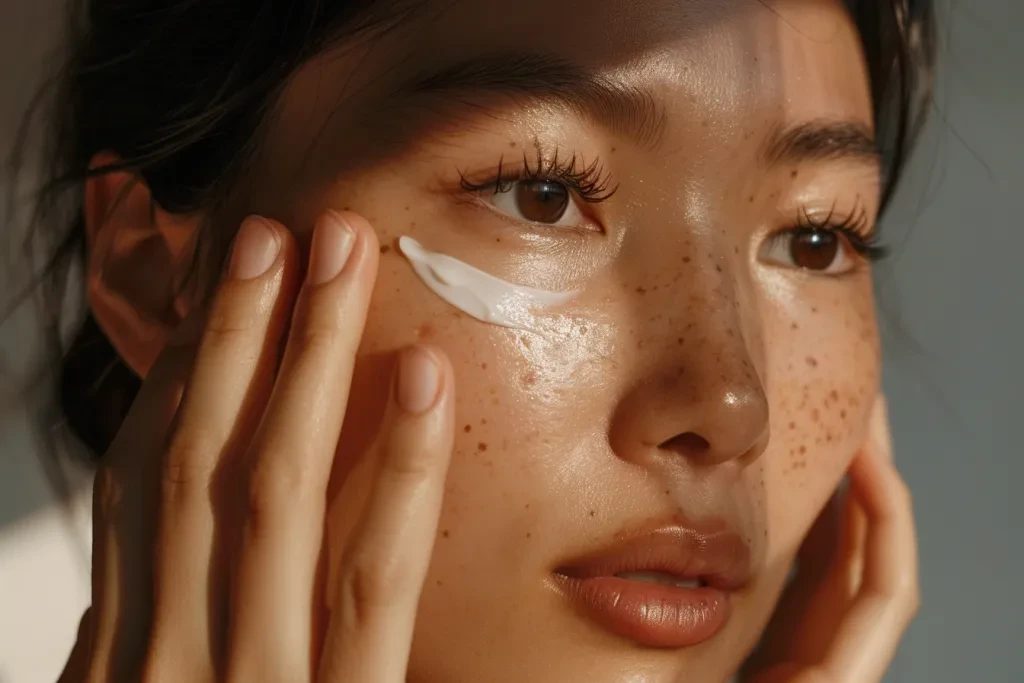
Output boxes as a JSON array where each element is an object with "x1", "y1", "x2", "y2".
[
  {"x1": 790, "y1": 229, "x2": 838, "y2": 271},
  {"x1": 515, "y1": 180, "x2": 569, "y2": 224}
]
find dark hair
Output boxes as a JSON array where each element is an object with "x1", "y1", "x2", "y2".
[{"x1": 9, "y1": 0, "x2": 936, "y2": 459}]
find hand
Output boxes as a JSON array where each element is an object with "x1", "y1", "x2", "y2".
[
  {"x1": 58, "y1": 211, "x2": 456, "y2": 682},
  {"x1": 741, "y1": 396, "x2": 920, "y2": 683}
]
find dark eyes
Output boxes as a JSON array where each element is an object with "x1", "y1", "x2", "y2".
[
  {"x1": 468, "y1": 167, "x2": 879, "y2": 274},
  {"x1": 760, "y1": 227, "x2": 855, "y2": 274},
  {"x1": 494, "y1": 179, "x2": 574, "y2": 225}
]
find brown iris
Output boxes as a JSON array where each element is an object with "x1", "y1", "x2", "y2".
[
  {"x1": 789, "y1": 228, "x2": 840, "y2": 271},
  {"x1": 513, "y1": 180, "x2": 570, "y2": 223}
]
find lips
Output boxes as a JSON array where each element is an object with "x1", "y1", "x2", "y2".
[{"x1": 553, "y1": 525, "x2": 751, "y2": 648}]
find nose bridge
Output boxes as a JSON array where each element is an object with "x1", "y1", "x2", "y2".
[{"x1": 609, "y1": 243, "x2": 770, "y2": 468}]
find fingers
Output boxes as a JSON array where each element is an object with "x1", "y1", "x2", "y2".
[
  {"x1": 146, "y1": 217, "x2": 299, "y2": 670},
  {"x1": 87, "y1": 337, "x2": 195, "y2": 681},
  {"x1": 318, "y1": 346, "x2": 455, "y2": 683},
  {"x1": 821, "y1": 397, "x2": 919, "y2": 683},
  {"x1": 226, "y1": 212, "x2": 379, "y2": 679}
]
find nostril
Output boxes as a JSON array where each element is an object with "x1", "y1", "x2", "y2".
[{"x1": 659, "y1": 432, "x2": 710, "y2": 458}]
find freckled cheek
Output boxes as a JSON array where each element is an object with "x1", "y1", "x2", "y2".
[{"x1": 762, "y1": 295, "x2": 880, "y2": 553}]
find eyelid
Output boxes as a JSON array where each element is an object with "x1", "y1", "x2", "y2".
[{"x1": 458, "y1": 147, "x2": 618, "y2": 203}]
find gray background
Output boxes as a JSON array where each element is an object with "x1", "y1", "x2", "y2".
[{"x1": 1, "y1": 0, "x2": 1021, "y2": 681}]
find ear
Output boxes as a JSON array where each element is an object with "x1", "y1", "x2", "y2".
[{"x1": 84, "y1": 153, "x2": 202, "y2": 378}]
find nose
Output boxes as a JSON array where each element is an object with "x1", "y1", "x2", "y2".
[{"x1": 609, "y1": 333, "x2": 770, "y2": 469}]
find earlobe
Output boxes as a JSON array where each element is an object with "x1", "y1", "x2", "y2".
[{"x1": 84, "y1": 153, "x2": 201, "y2": 377}]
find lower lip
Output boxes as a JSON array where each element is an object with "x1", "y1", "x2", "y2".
[{"x1": 555, "y1": 575, "x2": 732, "y2": 648}]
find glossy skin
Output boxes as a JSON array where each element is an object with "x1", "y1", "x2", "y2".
[{"x1": 93, "y1": 0, "x2": 885, "y2": 681}]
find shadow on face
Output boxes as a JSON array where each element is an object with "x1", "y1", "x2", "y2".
[{"x1": 244, "y1": 1, "x2": 884, "y2": 681}]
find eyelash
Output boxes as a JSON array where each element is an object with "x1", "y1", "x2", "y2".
[
  {"x1": 458, "y1": 151, "x2": 884, "y2": 263},
  {"x1": 458, "y1": 148, "x2": 619, "y2": 203},
  {"x1": 793, "y1": 200, "x2": 886, "y2": 262}
]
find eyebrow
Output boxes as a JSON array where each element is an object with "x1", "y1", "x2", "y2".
[
  {"x1": 397, "y1": 52, "x2": 668, "y2": 149},
  {"x1": 761, "y1": 120, "x2": 880, "y2": 167}
]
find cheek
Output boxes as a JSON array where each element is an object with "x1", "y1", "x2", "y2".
[{"x1": 760, "y1": 282, "x2": 880, "y2": 559}]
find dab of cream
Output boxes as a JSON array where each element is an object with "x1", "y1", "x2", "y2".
[{"x1": 398, "y1": 235, "x2": 576, "y2": 332}]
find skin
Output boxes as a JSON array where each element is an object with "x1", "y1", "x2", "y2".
[{"x1": 70, "y1": 0, "x2": 919, "y2": 681}]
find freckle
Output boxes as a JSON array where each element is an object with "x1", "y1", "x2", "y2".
[
  {"x1": 477, "y1": 442, "x2": 488, "y2": 452},
  {"x1": 812, "y1": 307, "x2": 818, "y2": 314},
  {"x1": 589, "y1": 510, "x2": 596, "y2": 517},
  {"x1": 404, "y1": 205, "x2": 410, "y2": 211},
  {"x1": 840, "y1": 410, "x2": 847, "y2": 420},
  {"x1": 748, "y1": 195, "x2": 755, "y2": 203},
  {"x1": 509, "y1": 141, "x2": 517, "y2": 148},
  {"x1": 677, "y1": 337, "x2": 684, "y2": 345},
  {"x1": 342, "y1": 206, "x2": 351, "y2": 211},
  {"x1": 436, "y1": 580, "x2": 443, "y2": 586},
  {"x1": 664, "y1": 490, "x2": 671, "y2": 496},
  {"x1": 806, "y1": 356, "x2": 819, "y2": 368},
  {"x1": 791, "y1": 169, "x2": 799, "y2": 179},
  {"x1": 791, "y1": 322, "x2": 799, "y2": 330},
  {"x1": 734, "y1": 246, "x2": 740, "y2": 255},
  {"x1": 481, "y1": 418, "x2": 488, "y2": 425},
  {"x1": 826, "y1": 433, "x2": 833, "y2": 442},
  {"x1": 495, "y1": 237, "x2": 501, "y2": 243},
  {"x1": 410, "y1": 221, "x2": 417, "y2": 229},
  {"x1": 442, "y1": 530, "x2": 450, "y2": 538},
  {"x1": 636, "y1": 286, "x2": 647, "y2": 295},
  {"x1": 525, "y1": 503, "x2": 530, "y2": 509},
  {"x1": 789, "y1": 421, "x2": 796, "y2": 430},
  {"x1": 812, "y1": 409, "x2": 820, "y2": 422},
  {"x1": 379, "y1": 244, "x2": 390, "y2": 254},
  {"x1": 526, "y1": 532, "x2": 532, "y2": 538},
  {"x1": 683, "y1": 256, "x2": 691, "y2": 264},
  {"x1": 830, "y1": 390, "x2": 839, "y2": 401},
  {"x1": 416, "y1": 323, "x2": 435, "y2": 339},
  {"x1": 481, "y1": 362, "x2": 488, "y2": 369},
  {"x1": 611, "y1": 146, "x2": 617, "y2": 153},
  {"x1": 716, "y1": 265, "x2": 723, "y2": 273},
  {"x1": 464, "y1": 424, "x2": 472, "y2": 433},
  {"x1": 799, "y1": 445, "x2": 807, "y2": 455}
]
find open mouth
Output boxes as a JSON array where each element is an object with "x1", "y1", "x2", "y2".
[
  {"x1": 552, "y1": 523, "x2": 752, "y2": 649},
  {"x1": 612, "y1": 571, "x2": 705, "y2": 589}
]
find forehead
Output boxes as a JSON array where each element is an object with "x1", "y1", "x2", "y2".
[
  {"x1": 385, "y1": 0, "x2": 869, "y2": 115},
  {"x1": 266, "y1": 0, "x2": 873, "y2": 189}
]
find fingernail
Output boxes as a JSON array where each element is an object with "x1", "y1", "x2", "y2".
[
  {"x1": 396, "y1": 346, "x2": 442, "y2": 414},
  {"x1": 229, "y1": 217, "x2": 280, "y2": 280},
  {"x1": 307, "y1": 211, "x2": 356, "y2": 285}
]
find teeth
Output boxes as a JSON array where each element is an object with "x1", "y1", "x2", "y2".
[{"x1": 615, "y1": 571, "x2": 702, "y2": 589}]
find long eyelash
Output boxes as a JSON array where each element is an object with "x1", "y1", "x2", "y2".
[
  {"x1": 796, "y1": 198, "x2": 887, "y2": 261},
  {"x1": 459, "y1": 146, "x2": 619, "y2": 203}
]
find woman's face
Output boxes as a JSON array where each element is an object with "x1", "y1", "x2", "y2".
[{"x1": 237, "y1": 0, "x2": 880, "y2": 680}]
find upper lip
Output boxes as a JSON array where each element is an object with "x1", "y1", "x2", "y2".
[{"x1": 554, "y1": 523, "x2": 752, "y2": 591}]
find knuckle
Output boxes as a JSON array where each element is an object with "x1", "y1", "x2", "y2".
[
  {"x1": 340, "y1": 554, "x2": 405, "y2": 626},
  {"x1": 244, "y1": 456, "x2": 315, "y2": 532},
  {"x1": 381, "y1": 450, "x2": 436, "y2": 484},
  {"x1": 161, "y1": 434, "x2": 218, "y2": 505},
  {"x1": 290, "y1": 326, "x2": 344, "y2": 358},
  {"x1": 206, "y1": 285, "x2": 269, "y2": 333}
]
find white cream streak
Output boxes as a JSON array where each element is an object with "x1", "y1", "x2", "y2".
[{"x1": 398, "y1": 235, "x2": 577, "y2": 332}]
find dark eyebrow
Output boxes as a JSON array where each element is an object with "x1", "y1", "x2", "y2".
[
  {"x1": 762, "y1": 120, "x2": 880, "y2": 167},
  {"x1": 397, "y1": 52, "x2": 668, "y2": 149}
]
